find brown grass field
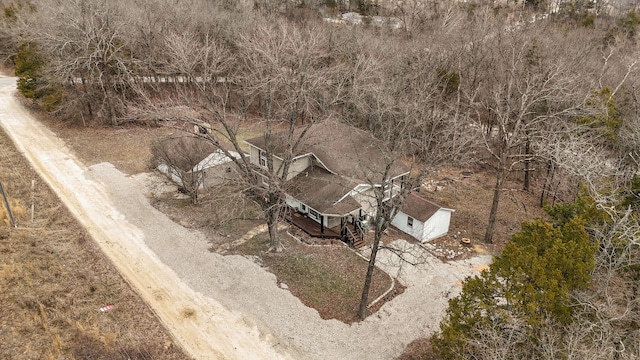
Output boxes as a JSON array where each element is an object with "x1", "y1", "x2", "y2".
[{"x1": 0, "y1": 126, "x2": 189, "y2": 359}]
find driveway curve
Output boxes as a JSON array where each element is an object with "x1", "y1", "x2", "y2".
[
  {"x1": 0, "y1": 76, "x2": 295, "y2": 360},
  {"x1": 0, "y1": 75, "x2": 492, "y2": 360}
]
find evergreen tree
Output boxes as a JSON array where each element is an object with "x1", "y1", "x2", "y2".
[
  {"x1": 433, "y1": 218, "x2": 596, "y2": 359},
  {"x1": 14, "y1": 42, "x2": 44, "y2": 99},
  {"x1": 14, "y1": 42, "x2": 63, "y2": 111}
]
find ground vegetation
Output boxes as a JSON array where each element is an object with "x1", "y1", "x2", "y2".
[{"x1": 1, "y1": 0, "x2": 640, "y2": 356}]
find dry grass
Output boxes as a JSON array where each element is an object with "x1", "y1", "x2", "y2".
[
  {"x1": 0, "y1": 128, "x2": 188, "y2": 359},
  {"x1": 421, "y1": 167, "x2": 550, "y2": 255},
  {"x1": 0, "y1": 198, "x2": 25, "y2": 225},
  {"x1": 150, "y1": 184, "x2": 265, "y2": 248},
  {"x1": 34, "y1": 112, "x2": 400, "y2": 323},
  {"x1": 30, "y1": 105, "x2": 555, "y2": 355},
  {"x1": 37, "y1": 111, "x2": 172, "y2": 175},
  {"x1": 229, "y1": 230, "x2": 398, "y2": 323}
]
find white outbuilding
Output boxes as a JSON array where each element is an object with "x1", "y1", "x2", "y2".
[
  {"x1": 157, "y1": 147, "x2": 241, "y2": 189},
  {"x1": 392, "y1": 192, "x2": 454, "y2": 243}
]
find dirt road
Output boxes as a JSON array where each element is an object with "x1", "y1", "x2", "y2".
[
  {"x1": 0, "y1": 77, "x2": 294, "y2": 359},
  {"x1": 0, "y1": 74, "x2": 492, "y2": 360}
]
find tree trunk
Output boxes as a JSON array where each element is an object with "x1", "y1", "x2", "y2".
[
  {"x1": 266, "y1": 194, "x2": 283, "y2": 252},
  {"x1": 484, "y1": 167, "x2": 505, "y2": 244},
  {"x1": 358, "y1": 230, "x2": 382, "y2": 319},
  {"x1": 552, "y1": 179, "x2": 562, "y2": 206},
  {"x1": 98, "y1": 54, "x2": 118, "y2": 126},
  {"x1": 189, "y1": 187, "x2": 198, "y2": 205},
  {"x1": 80, "y1": 75, "x2": 94, "y2": 122},
  {"x1": 539, "y1": 160, "x2": 553, "y2": 208},
  {"x1": 267, "y1": 216, "x2": 281, "y2": 251},
  {"x1": 523, "y1": 138, "x2": 531, "y2": 192},
  {"x1": 105, "y1": 88, "x2": 117, "y2": 126}
]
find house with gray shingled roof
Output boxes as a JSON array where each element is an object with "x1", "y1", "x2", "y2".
[{"x1": 245, "y1": 120, "x2": 452, "y2": 244}]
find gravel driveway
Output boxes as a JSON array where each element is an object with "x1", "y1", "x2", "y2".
[{"x1": 0, "y1": 75, "x2": 491, "y2": 360}]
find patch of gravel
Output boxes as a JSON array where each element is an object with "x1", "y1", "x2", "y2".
[
  {"x1": 135, "y1": 171, "x2": 189, "y2": 200},
  {"x1": 90, "y1": 165, "x2": 491, "y2": 360}
]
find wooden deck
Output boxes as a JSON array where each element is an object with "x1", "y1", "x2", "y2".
[{"x1": 285, "y1": 211, "x2": 342, "y2": 239}]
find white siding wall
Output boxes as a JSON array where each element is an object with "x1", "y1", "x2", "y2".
[
  {"x1": 392, "y1": 209, "x2": 453, "y2": 242},
  {"x1": 286, "y1": 155, "x2": 312, "y2": 180},
  {"x1": 158, "y1": 164, "x2": 208, "y2": 190},
  {"x1": 326, "y1": 216, "x2": 342, "y2": 229},
  {"x1": 249, "y1": 145, "x2": 284, "y2": 174},
  {"x1": 273, "y1": 157, "x2": 283, "y2": 175},
  {"x1": 157, "y1": 164, "x2": 185, "y2": 186},
  {"x1": 351, "y1": 187, "x2": 377, "y2": 218},
  {"x1": 285, "y1": 195, "x2": 325, "y2": 227},
  {"x1": 249, "y1": 146, "x2": 261, "y2": 167},
  {"x1": 421, "y1": 209, "x2": 452, "y2": 241},
  {"x1": 391, "y1": 211, "x2": 424, "y2": 241},
  {"x1": 202, "y1": 165, "x2": 239, "y2": 187},
  {"x1": 285, "y1": 195, "x2": 301, "y2": 210},
  {"x1": 249, "y1": 145, "x2": 312, "y2": 180}
]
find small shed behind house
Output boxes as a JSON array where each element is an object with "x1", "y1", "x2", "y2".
[{"x1": 392, "y1": 192, "x2": 454, "y2": 242}]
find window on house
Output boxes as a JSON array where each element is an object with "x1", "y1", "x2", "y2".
[
  {"x1": 262, "y1": 175, "x2": 268, "y2": 185},
  {"x1": 309, "y1": 209, "x2": 318, "y2": 219},
  {"x1": 259, "y1": 150, "x2": 267, "y2": 167},
  {"x1": 407, "y1": 216, "x2": 414, "y2": 228},
  {"x1": 301, "y1": 204, "x2": 307, "y2": 212}
]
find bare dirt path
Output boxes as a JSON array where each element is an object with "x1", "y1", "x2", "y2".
[
  {"x1": 0, "y1": 76, "x2": 293, "y2": 360},
  {"x1": 0, "y1": 74, "x2": 493, "y2": 360}
]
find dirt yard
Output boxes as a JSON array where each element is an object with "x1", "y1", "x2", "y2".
[
  {"x1": 3, "y1": 74, "x2": 554, "y2": 360},
  {"x1": 421, "y1": 167, "x2": 549, "y2": 253}
]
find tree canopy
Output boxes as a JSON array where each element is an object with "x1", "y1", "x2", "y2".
[{"x1": 433, "y1": 217, "x2": 595, "y2": 359}]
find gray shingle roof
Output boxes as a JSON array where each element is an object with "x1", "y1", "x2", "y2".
[
  {"x1": 401, "y1": 192, "x2": 451, "y2": 222},
  {"x1": 286, "y1": 166, "x2": 360, "y2": 215},
  {"x1": 245, "y1": 120, "x2": 410, "y2": 182},
  {"x1": 157, "y1": 136, "x2": 217, "y2": 171}
]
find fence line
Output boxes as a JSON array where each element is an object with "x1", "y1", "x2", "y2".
[{"x1": 0, "y1": 178, "x2": 16, "y2": 227}]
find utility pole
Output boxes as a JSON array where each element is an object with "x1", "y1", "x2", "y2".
[{"x1": 0, "y1": 178, "x2": 15, "y2": 227}]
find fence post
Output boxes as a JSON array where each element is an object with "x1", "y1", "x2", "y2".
[{"x1": 0, "y1": 178, "x2": 16, "y2": 227}]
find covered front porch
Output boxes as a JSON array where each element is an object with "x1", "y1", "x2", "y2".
[
  {"x1": 284, "y1": 210, "x2": 342, "y2": 239},
  {"x1": 284, "y1": 208, "x2": 366, "y2": 247}
]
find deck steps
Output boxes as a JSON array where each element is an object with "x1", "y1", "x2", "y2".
[{"x1": 352, "y1": 238, "x2": 366, "y2": 249}]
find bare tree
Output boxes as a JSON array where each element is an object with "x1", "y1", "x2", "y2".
[
  {"x1": 460, "y1": 21, "x2": 593, "y2": 243},
  {"x1": 152, "y1": 135, "x2": 217, "y2": 204},
  {"x1": 465, "y1": 316, "x2": 531, "y2": 360},
  {"x1": 22, "y1": 0, "x2": 140, "y2": 124},
  {"x1": 132, "y1": 18, "x2": 348, "y2": 251},
  {"x1": 337, "y1": 29, "x2": 481, "y2": 319},
  {"x1": 532, "y1": 120, "x2": 615, "y2": 206}
]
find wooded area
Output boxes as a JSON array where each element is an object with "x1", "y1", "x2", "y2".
[{"x1": 2, "y1": 0, "x2": 640, "y2": 358}]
